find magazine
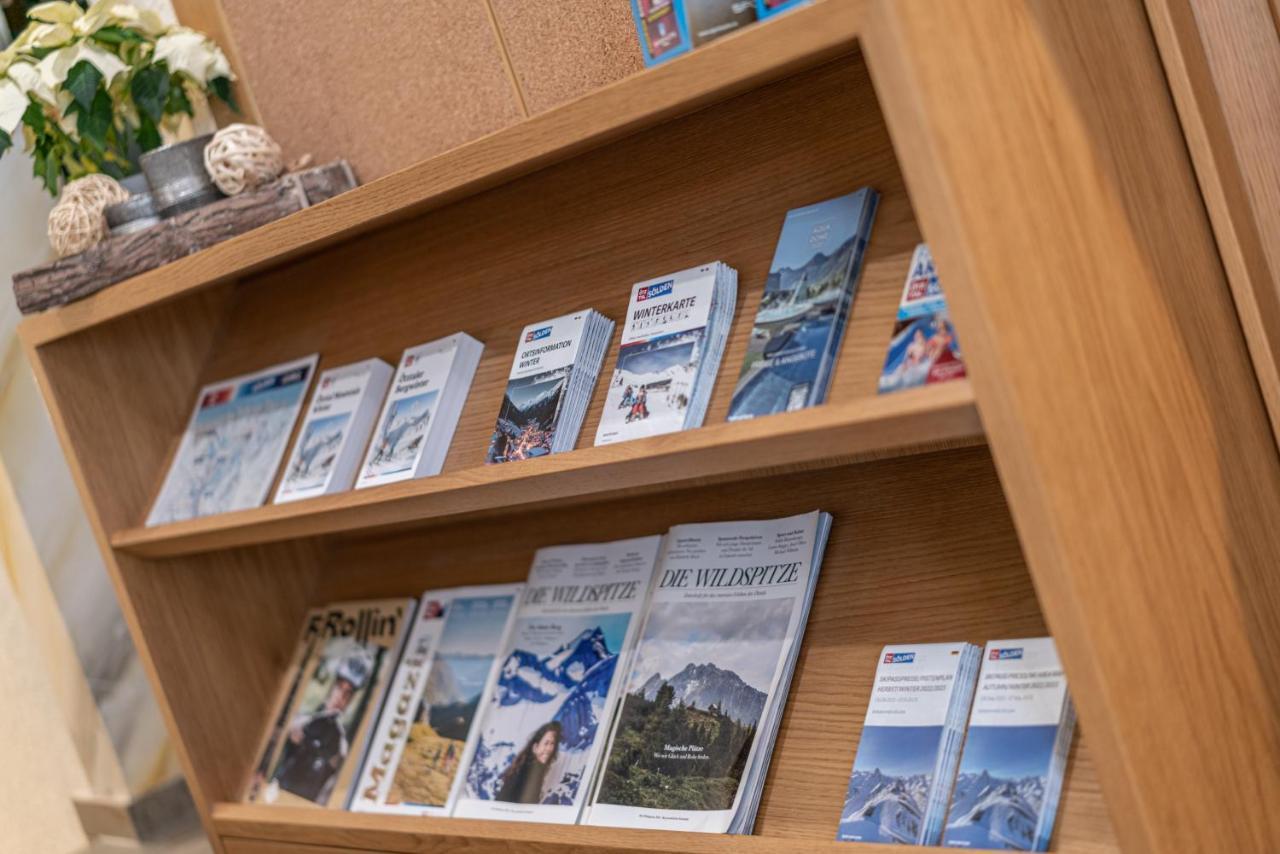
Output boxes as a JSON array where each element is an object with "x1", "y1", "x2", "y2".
[
  {"x1": 146, "y1": 355, "x2": 317, "y2": 525},
  {"x1": 255, "y1": 599, "x2": 416, "y2": 809},
  {"x1": 595, "y1": 262, "x2": 737, "y2": 446},
  {"x1": 275, "y1": 358, "x2": 393, "y2": 503},
  {"x1": 244, "y1": 606, "x2": 326, "y2": 803},
  {"x1": 351, "y1": 585, "x2": 522, "y2": 816},
  {"x1": 453, "y1": 536, "x2": 662, "y2": 824},
  {"x1": 631, "y1": 0, "x2": 691, "y2": 66},
  {"x1": 943, "y1": 638, "x2": 1075, "y2": 851},
  {"x1": 727, "y1": 189, "x2": 878, "y2": 421},
  {"x1": 486, "y1": 310, "x2": 614, "y2": 464},
  {"x1": 588, "y1": 511, "x2": 831, "y2": 834},
  {"x1": 355, "y1": 334, "x2": 483, "y2": 488},
  {"x1": 878, "y1": 244, "x2": 966, "y2": 394},
  {"x1": 837, "y1": 642, "x2": 980, "y2": 845}
]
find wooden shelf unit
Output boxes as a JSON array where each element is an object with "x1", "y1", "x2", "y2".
[{"x1": 19, "y1": 2, "x2": 1280, "y2": 853}]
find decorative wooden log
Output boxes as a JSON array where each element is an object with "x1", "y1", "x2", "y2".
[{"x1": 12, "y1": 160, "x2": 358, "y2": 314}]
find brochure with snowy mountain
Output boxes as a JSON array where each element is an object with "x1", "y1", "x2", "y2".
[
  {"x1": 454, "y1": 536, "x2": 662, "y2": 824},
  {"x1": 879, "y1": 243, "x2": 967, "y2": 394},
  {"x1": 588, "y1": 511, "x2": 831, "y2": 834},
  {"x1": 274, "y1": 359, "x2": 393, "y2": 503},
  {"x1": 244, "y1": 606, "x2": 327, "y2": 803},
  {"x1": 943, "y1": 638, "x2": 1075, "y2": 851},
  {"x1": 254, "y1": 599, "x2": 416, "y2": 809},
  {"x1": 486, "y1": 310, "x2": 614, "y2": 464},
  {"x1": 595, "y1": 262, "x2": 737, "y2": 446},
  {"x1": 355, "y1": 334, "x2": 483, "y2": 489},
  {"x1": 727, "y1": 189, "x2": 878, "y2": 422},
  {"x1": 146, "y1": 355, "x2": 317, "y2": 525},
  {"x1": 352, "y1": 585, "x2": 521, "y2": 816},
  {"x1": 838, "y1": 642, "x2": 980, "y2": 845}
]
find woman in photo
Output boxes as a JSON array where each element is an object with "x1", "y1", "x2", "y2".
[{"x1": 495, "y1": 721, "x2": 563, "y2": 804}]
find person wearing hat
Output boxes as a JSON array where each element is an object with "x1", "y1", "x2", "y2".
[{"x1": 274, "y1": 646, "x2": 374, "y2": 803}]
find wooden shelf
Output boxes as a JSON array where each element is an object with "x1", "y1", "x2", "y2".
[
  {"x1": 212, "y1": 803, "x2": 911, "y2": 854},
  {"x1": 111, "y1": 382, "x2": 980, "y2": 558},
  {"x1": 18, "y1": 0, "x2": 860, "y2": 349}
]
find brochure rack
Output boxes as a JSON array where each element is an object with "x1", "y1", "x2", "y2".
[{"x1": 19, "y1": 3, "x2": 1280, "y2": 852}]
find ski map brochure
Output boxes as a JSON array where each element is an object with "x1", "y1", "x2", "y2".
[
  {"x1": 146, "y1": 355, "x2": 317, "y2": 525},
  {"x1": 486, "y1": 310, "x2": 614, "y2": 464},
  {"x1": 838, "y1": 643, "x2": 980, "y2": 845},
  {"x1": 879, "y1": 243, "x2": 966, "y2": 394},
  {"x1": 351, "y1": 585, "x2": 521, "y2": 816},
  {"x1": 256, "y1": 599, "x2": 416, "y2": 809},
  {"x1": 275, "y1": 358, "x2": 393, "y2": 503},
  {"x1": 455, "y1": 536, "x2": 662, "y2": 824},
  {"x1": 631, "y1": 0, "x2": 690, "y2": 65},
  {"x1": 355, "y1": 333, "x2": 483, "y2": 488},
  {"x1": 244, "y1": 606, "x2": 326, "y2": 803},
  {"x1": 727, "y1": 189, "x2": 878, "y2": 422},
  {"x1": 589, "y1": 511, "x2": 832, "y2": 834},
  {"x1": 595, "y1": 262, "x2": 737, "y2": 446},
  {"x1": 943, "y1": 638, "x2": 1075, "y2": 851}
]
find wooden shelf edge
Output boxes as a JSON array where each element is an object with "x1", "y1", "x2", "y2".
[
  {"x1": 111, "y1": 382, "x2": 981, "y2": 559},
  {"x1": 211, "y1": 802, "x2": 910, "y2": 854},
  {"x1": 17, "y1": 0, "x2": 862, "y2": 349}
]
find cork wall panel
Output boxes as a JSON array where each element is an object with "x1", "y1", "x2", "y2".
[
  {"x1": 217, "y1": 0, "x2": 525, "y2": 181},
  {"x1": 488, "y1": 0, "x2": 645, "y2": 115}
]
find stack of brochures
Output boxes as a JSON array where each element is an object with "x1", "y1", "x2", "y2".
[
  {"x1": 355, "y1": 333, "x2": 484, "y2": 489},
  {"x1": 147, "y1": 355, "x2": 318, "y2": 525},
  {"x1": 588, "y1": 511, "x2": 832, "y2": 834},
  {"x1": 942, "y1": 638, "x2": 1075, "y2": 851},
  {"x1": 837, "y1": 642, "x2": 981, "y2": 845},
  {"x1": 351, "y1": 585, "x2": 523, "y2": 816},
  {"x1": 487, "y1": 310, "x2": 615, "y2": 463},
  {"x1": 595, "y1": 262, "x2": 737, "y2": 446},
  {"x1": 275, "y1": 358, "x2": 394, "y2": 503},
  {"x1": 454, "y1": 536, "x2": 663, "y2": 824},
  {"x1": 245, "y1": 598, "x2": 417, "y2": 809},
  {"x1": 727, "y1": 188, "x2": 878, "y2": 421},
  {"x1": 878, "y1": 243, "x2": 966, "y2": 394}
]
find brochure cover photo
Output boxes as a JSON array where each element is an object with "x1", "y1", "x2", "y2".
[
  {"x1": 879, "y1": 243, "x2": 966, "y2": 394},
  {"x1": 363, "y1": 389, "x2": 438, "y2": 478},
  {"x1": 727, "y1": 190, "x2": 877, "y2": 421},
  {"x1": 595, "y1": 597, "x2": 791, "y2": 812},
  {"x1": 147, "y1": 354, "x2": 317, "y2": 525},
  {"x1": 488, "y1": 369, "x2": 570, "y2": 463}
]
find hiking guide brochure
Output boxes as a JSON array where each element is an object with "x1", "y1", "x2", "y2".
[
  {"x1": 589, "y1": 511, "x2": 831, "y2": 834},
  {"x1": 454, "y1": 536, "x2": 662, "y2": 824}
]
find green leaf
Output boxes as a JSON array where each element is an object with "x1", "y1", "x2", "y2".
[
  {"x1": 23, "y1": 101, "x2": 46, "y2": 137},
  {"x1": 43, "y1": 153, "x2": 61, "y2": 194},
  {"x1": 65, "y1": 59, "x2": 103, "y2": 112},
  {"x1": 28, "y1": 45, "x2": 57, "y2": 60},
  {"x1": 91, "y1": 26, "x2": 145, "y2": 45},
  {"x1": 135, "y1": 113, "x2": 161, "y2": 151},
  {"x1": 130, "y1": 64, "x2": 169, "y2": 122},
  {"x1": 165, "y1": 83, "x2": 193, "y2": 117},
  {"x1": 0, "y1": 129, "x2": 11, "y2": 158},
  {"x1": 209, "y1": 76, "x2": 239, "y2": 113},
  {"x1": 76, "y1": 88, "x2": 113, "y2": 148}
]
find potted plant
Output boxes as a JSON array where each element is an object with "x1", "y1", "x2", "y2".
[{"x1": 0, "y1": 0, "x2": 236, "y2": 195}]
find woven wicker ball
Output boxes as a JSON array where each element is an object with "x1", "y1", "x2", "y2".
[
  {"x1": 203, "y1": 123, "x2": 284, "y2": 195},
  {"x1": 48, "y1": 174, "x2": 130, "y2": 258}
]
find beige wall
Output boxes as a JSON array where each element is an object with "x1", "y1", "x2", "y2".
[{"x1": 213, "y1": 0, "x2": 644, "y2": 181}]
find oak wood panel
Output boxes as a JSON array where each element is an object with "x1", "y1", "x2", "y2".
[
  {"x1": 112, "y1": 384, "x2": 982, "y2": 559},
  {"x1": 128, "y1": 50, "x2": 920, "y2": 540},
  {"x1": 17, "y1": 0, "x2": 861, "y2": 349},
  {"x1": 864, "y1": 1, "x2": 1280, "y2": 851},
  {"x1": 1144, "y1": 0, "x2": 1280, "y2": 447},
  {"x1": 313, "y1": 449, "x2": 1115, "y2": 852}
]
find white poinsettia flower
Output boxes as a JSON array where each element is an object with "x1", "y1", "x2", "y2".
[
  {"x1": 6, "y1": 61, "x2": 56, "y2": 104},
  {"x1": 13, "y1": 21, "x2": 77, "y2": 51},
  {"x1": 0, "y1": 46, "x2": 16, "y2": 77},
  {"x1": 37, "y1": 40, "x2": 129, "y2": 90},
  {"x1": 26, "y1": 2, "x2": 84, "y2": 25},
  {"x1": 0, "y1": 78, "x2": 27, "y2": 135},
  {"x1": 75, "y1": 1, "x2": 167, "y2": 37},
  {"x1": 153, "y1": 27, "x2": 234, "y2": 84}
]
